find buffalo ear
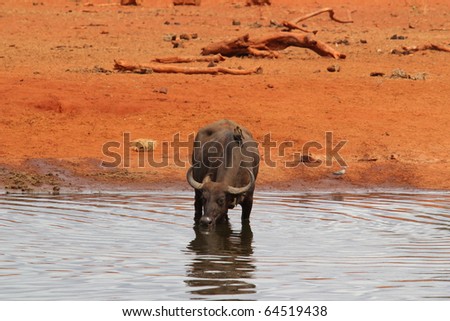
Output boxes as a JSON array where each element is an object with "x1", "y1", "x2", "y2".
[{"x1": 227, "y1": 196, "x2": 236, "y2": 209}]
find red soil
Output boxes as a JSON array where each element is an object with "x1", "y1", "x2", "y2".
[{"x1": 1, "y1": 0, "x2": 449, "y2": 193}]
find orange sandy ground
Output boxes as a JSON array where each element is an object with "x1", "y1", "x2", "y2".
[{"x1": 0, "y1": 0, "x2": 449, "y2": 193}]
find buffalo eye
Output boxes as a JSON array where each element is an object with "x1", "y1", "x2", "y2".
[{"x1": 217, "y1": 198, "x2": 225, "y2": 206}]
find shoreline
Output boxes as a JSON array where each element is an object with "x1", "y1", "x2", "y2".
[{"x1": 1, "y1": 158, "x2": 449, "y2": 195}]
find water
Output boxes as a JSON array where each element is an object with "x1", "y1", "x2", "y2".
[{"x1": 0, "y1": 191, "x2": 449, "y2": 300}]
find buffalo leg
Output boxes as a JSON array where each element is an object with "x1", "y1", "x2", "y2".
[
  {"x1": 194, "y1": 190, "x2": 203, "y2": 221},
  {"x1": 241, "y1": 192, "x2": 254, "y2": 221}
]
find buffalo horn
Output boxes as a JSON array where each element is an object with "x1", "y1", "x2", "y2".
[
  {"x1": 186, "y1": 167, "x2": 204, "y2": 190},
  {"x1": 227, "y1": 168, "x2": 255, "y2": 195},
  {"x1": 186, "y1": 167, "x2": 212, "y2": 190}
]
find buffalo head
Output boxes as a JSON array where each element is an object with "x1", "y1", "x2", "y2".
[{"x1": 187, "y1": 167, "x2": 255, "y2": 226}]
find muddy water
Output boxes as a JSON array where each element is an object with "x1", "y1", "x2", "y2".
[{"x1": 0, "y1": 191, "x2": 449, "y2": 300}]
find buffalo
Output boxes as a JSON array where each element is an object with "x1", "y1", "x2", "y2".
[{"x1": 186, "y1": 119, "x2": 260, "y2": 226}]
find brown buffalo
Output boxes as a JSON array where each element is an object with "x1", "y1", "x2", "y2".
[{"x1": 187, "y1": 119, "x2": 260, "y2": 226}]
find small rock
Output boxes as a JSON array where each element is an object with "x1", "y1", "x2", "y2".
[
  {"x1": 390, "y1": 68, "x2": 409, "y2": 79},
  {"x1": 390, "y1": 69, "x2": 426, "y2": 80},
  {"x1": 360, "y1": 39, "x2": 368, "y2": 44},
  {"x1": 163, "y1": 34, "x2": 177, "y2": 42},
  {"x1": 327, "y1": 65, "x2": 340, "y2": 72},
  {"x1": 130, "y1": 139, "x2": 157, "y2": 152},
  {"x1": 299, "y1": 154, "x2": 321, "y2": 164},
  {"x1": 333, "y1": 39, "x2": 350, "y2": 46},
  {"x1": 179, "y1": 33, "x2": 191, "y2": 40},
  {"x1": 52, "y1": 186, "x2": 60, "y2": 195},
  {"x1": 172, "y1": 41, "x2": 184, "y2": 48},
  {"x1": 207, "y1": 61, "x2": 216, "y2": 67},
  {"x1": 370, "y1": 71, "x2": 385, "y2": 77},
  {"x1": 232, "y1": 19, "x2": 241, "y2": 26},
  {"x1": 136, "y1": 68, "x2": 153, "y2": 74},
  {"x1": 412, "y1": 72, "x2": 427, "y2": 80},
  {"x1": 266, "y1": 84, "x2": 274, "y2": 89},
  {"x1": 190, "y1": 33, "x2": 198, "y2": 39},
  {"x1": 332, "y1": 167, "x2": 346, "y2": 177},
  {"x1": 154, "y1": 87, "x2": 168, "y2": 94},
  {"x1": 392, "y1": 48, "x2": 414, "y2": 55},
  {"x1": 390, "y1": 34, "x2": 407, "y2": 40},
  {"x1": 249, "y1": 22, "x2": 262, "y2": 28}
]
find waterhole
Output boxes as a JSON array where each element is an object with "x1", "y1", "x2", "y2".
[{"x1": 1, "y1": 191, "x2": 449, "y2": 300}]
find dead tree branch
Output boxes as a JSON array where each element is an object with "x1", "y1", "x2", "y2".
[
  {"x1": 402, "y1": 43, "x2": 450, "y2": 53},
  {"x1": 201, "y1": 33, "x2": 346, "y2": 59},
  {"x1": 151, "y1": 54, "x2": 225, "y2": 64},
  {"x1": 291, "y1": 7, "x2": 354, "y2": 24},
  {"x1": 114, "y1": 60, "x2": 262, "y2": 75},
  {"x1": 281, "y1": 21, "x2": 317, "y2": 34}
]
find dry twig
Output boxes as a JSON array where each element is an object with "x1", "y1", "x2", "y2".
[
  {"x1": 173, "y1": 0, "x2": 201, "y2": 5},
  {"x1": 281, "y1": 21, "x2": 317, "y2": 34},
  {"x1": 282, "y1": 7, "x2": 353, "y2": 33},
  {"x1": 291, "y1": 7, "x2": 353, "y2": 24}
]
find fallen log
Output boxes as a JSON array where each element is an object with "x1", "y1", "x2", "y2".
[
  {"x1": 151, "y1": 54, "x2": 225, "y2": 64},
  {"x1": 201, "y1": 33, "x2": 346, "y2": 59},
  {"x1": 402, "y1": 43, "x2": 450, "y2": 53},
  {"x1": 114, "y1": 59, "x2": 262, "y2": 75}
]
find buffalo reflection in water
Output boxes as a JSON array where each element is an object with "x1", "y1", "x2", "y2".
[{"x1": 184, "y1": 222, "x2": 256, "y2": 298}]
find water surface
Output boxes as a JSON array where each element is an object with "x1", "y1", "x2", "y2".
[{"x1": 1, "y1": 191, "x2": 449, "y2": 300}]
